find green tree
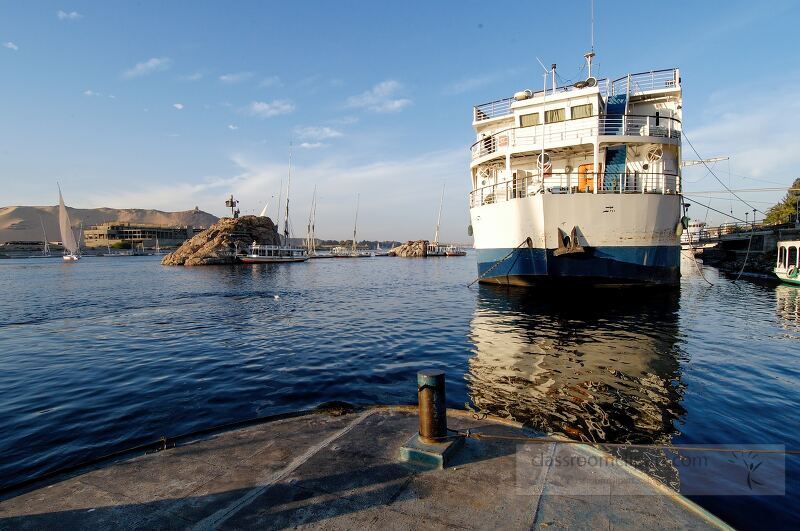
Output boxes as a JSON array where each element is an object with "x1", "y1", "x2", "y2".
[{"x1": 764, "y1": 177, "x2": 800, "y2": 225}]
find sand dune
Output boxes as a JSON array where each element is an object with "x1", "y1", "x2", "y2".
[{"x1": 0, "y1": 205, "x2": 219, "y2": 243}]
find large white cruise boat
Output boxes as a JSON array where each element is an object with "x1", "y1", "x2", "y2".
[{"x1": 469, "y1": 57, "x2": 683, "y2": 286}]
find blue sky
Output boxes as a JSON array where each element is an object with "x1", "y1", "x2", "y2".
[{"x1": 1, "y1": 0, "x2": 799, "y2": 240}]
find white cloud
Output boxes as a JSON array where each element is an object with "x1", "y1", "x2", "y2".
[
  {"x1": 85, "y1": 148, "x2": 468, "y2": 241},
  {"x1": 299, "y1": 142, "x2": 325, "y2": 149},
  {"x1": 228, "y1": 124, "x2": 238, "y2": 130},
  {"x1": 219, "y1": 72, "x2": 253, "y2": 84},
  {"x1": 122, "y1": 57, "x2": 172, "y2": 79},
  {"x1": 246, "y1": 100, "x2": 295, "y2": 118},
  {"x1": 180, "y1": 72, "x2": 204, "y2": 81},
  {"x1": 173, "y1": 103, "x2": 184, "y2": 110},
  {"x1": 83, "y1": 89, "x2": 100, "y2": 97},
  {"x1": 259, "y1": 75, "x2": 282, "y2": 88},
  {"x1": 3, "y1": 42, "x2": 19, "y2": 51},
  {"x1": 294, "y1": 126, "x2": 343, "y2": 141},
  {"x1": 57, "y1": 10, "x2": 83, "y2": 20},
  {"x1": 346, "y1": 80, "x2": 411, "y2": 113}
]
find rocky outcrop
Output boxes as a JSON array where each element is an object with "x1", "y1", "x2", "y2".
[
  {"x1": 388, "y1": 240, "x2": 428, "y2": 257},
  {"x1": 161, "y1": 216, "x2": 280, "y2": 266}
]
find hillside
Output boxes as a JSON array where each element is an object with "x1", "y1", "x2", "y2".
[{"x1": 0, "y1": 205, "x2": 219, "y2": 243}]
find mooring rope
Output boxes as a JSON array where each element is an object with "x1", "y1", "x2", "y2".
[
  {"x1": 733, "y1": 224, "x2": 756, "y2": 283},
  {"x1": 467, "y1": 237, "x2": 533, "y2": 287}
]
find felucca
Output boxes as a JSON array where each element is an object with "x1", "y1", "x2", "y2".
[{"x1": 57, "y1": 185, "x2": 80, "y2": 261}]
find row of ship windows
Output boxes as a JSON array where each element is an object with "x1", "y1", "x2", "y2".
[{"x1": 519, "y1": 104, "x2": 593, "y2": 127}]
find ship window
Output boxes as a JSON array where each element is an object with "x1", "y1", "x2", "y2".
[
  {"x1": 571, "y1": 103, "x2": 593, "y2": 119},
  {"x1": 520, "y1": 113, "x2": 540, "y2": 127},
  {"x1": 790, "y1": 246, "x2": 798, "y2": 267},
  {"x1": 545, "y1": 108, "x2": 565, "y2": 123}
]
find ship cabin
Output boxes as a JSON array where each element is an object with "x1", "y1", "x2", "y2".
[{"x1": 469, "y1": 69, "x2": 682, "y2": 208}]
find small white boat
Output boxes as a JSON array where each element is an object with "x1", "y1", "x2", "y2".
[
  {"x1": 241, "y1": 147, "x2": 308, "y2": 264},
  {"x1": 331, "y1": 194, "x2": 373, "y2": 257},
  {"x1": 427, "y1": 185, "x2": 465, "y2": 256},
  {"x1": 445, "y1": 245, "x2": 467, "y2": 256},
  {"x1": 775, "y1": 240, "x2": 800, "y2": 286},
  {"x1": 241, "y1": 242, "x2": 309, "y2": 263},
  {"x1": 57, "y1": 184, "x2": 80, "y2": 261}
]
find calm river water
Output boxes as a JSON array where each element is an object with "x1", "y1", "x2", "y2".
[{"x1": 0, "y1": 254, "x2": 797, "y2": 528}]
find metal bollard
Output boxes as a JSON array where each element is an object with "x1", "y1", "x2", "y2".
[{"x1": 417, "y1": 369, "x2": 447, "y2": 443}]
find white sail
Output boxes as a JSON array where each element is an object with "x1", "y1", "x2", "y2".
[
  {"x1": 58, "y1": 185, "x2": 78, "y2": 255},
  {"x1": 259, "y1": 200, "x2": 270, "y2": 217}
]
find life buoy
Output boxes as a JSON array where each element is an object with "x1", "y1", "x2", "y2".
[{"x1": 788, "y1": 265, "x2": 798, "y2": 278}]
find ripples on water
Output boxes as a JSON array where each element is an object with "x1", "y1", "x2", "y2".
[{"x1": 0, "y1": 255, "x2": 797, "y2": 527}]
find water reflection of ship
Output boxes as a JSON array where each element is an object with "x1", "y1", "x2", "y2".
[
  {"x1": 776, "y1": 284, "x2": 800, "y2": 328},
  {"x1": 467, "y1": 286, "x2": 686, "y2": 446}
]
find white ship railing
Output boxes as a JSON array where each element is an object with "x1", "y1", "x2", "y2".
[
  {"x1": 473, "y1": 69, "x2": 677, "y2": 123},
  {"x1": 473, "y1": 78, "x2": 610, "y2": 123},
  {"x1": 474, "y1": 97, "x2": 515, "y2": 122},
  {"x1": 609, "y1": 69, "x2": 679, "y2": 96},
  {"x1": 469, "y1": 171, "x2": 680, "y2": 207},
  {"x1": 470, "y1": 114, "x2": 681, "y2": 160}
]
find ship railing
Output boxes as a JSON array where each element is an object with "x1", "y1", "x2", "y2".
[
  {"x1": 610, "y1": 69, "x2": 679, "y2": 96},
  {"x1": 474, "y1": 97, "x2": 514, "y2": 122},
  {"x1": 599, "y1": 114, "x2": 681, "y2": 138},
  {"x1": 470, "y1": 114, "x2": 681, "y2": 160},
  {"x1": 469, "y1": 171, "x2": 680, "y2": 207},
  {"x1": 473, "y1": 78, "x2": 610, "y2": 123}
]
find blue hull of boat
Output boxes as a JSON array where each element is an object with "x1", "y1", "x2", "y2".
[{"x1": 476, "y1": 245, "x2": 680, "y2": 286}]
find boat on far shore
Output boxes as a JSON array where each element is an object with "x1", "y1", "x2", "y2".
[
  {"x1": 775, "y1": 240, "x2": 800, "y2": 285},
  {"x1": 331, "y1": 194, "x2": 373, "y2": 258},
  {"x1": 445, "y1": 245, "x2": 467, "y2": 256},
  {"x1": 241, "y1": 147, "x2": 309, "y2": 264}
]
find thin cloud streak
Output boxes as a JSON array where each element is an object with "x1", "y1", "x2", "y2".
[
  {"x1": 219, "y1": 72, "x2": 254, "y2": 83},
  {"x1": 122, "y1": 57, "x2": 172, "y2": 79},
  {"x1": 246, "y1": 100, "x2": 295, "y2": 118},
  {"x1": 346, "y1": 80, "x2": 411, "y2": 113},
  {"x1": 57, "y1": 10, "x2": 83, "y2": 21}
]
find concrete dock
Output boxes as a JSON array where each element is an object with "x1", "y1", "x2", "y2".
[{"x1": 0, "y1": 406, "x2": 728, "y2": 529}]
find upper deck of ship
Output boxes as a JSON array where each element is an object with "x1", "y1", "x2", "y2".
[{"x1": 470, "y1": 69, "x2": 682, "y2": 166}]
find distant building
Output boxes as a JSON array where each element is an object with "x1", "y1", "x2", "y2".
[{"x1": 83, "y1": 222, "x2": 204, "y2": 248}]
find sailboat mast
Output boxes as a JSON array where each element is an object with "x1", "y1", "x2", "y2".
[
  {"x1": 284, "y1": 146, "x2": 291, "y2": 243},
  {"x1": 352, "y1": 193, "x2": 359, "y2": 254},
  {"x1": 306, "y1": 184, "x2": 317, "y2": 254},
  {"x1": 434, "y1": 183, "x2": 445, "y2": 245},
  {"x1": 276, "y1": 179, "x2": 283, "y2": 241},
  {"x1": 40, "y1": 216, "x2": 50, "y2": 256},
  {"x1": 311, "y1": 188, "x2": 317, "y2": 255}
]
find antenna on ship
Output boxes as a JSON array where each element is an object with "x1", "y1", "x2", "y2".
[
  {"x1": 536, "y1": 58, "x2": 551, "y2": 187},
  {"x1": 585, "y1": 0, "x2": 596, "y2": 78}
]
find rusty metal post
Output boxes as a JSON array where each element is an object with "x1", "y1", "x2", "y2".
[{"x1": 418, "y1": 369, "x2": 447, "y2": 443}]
